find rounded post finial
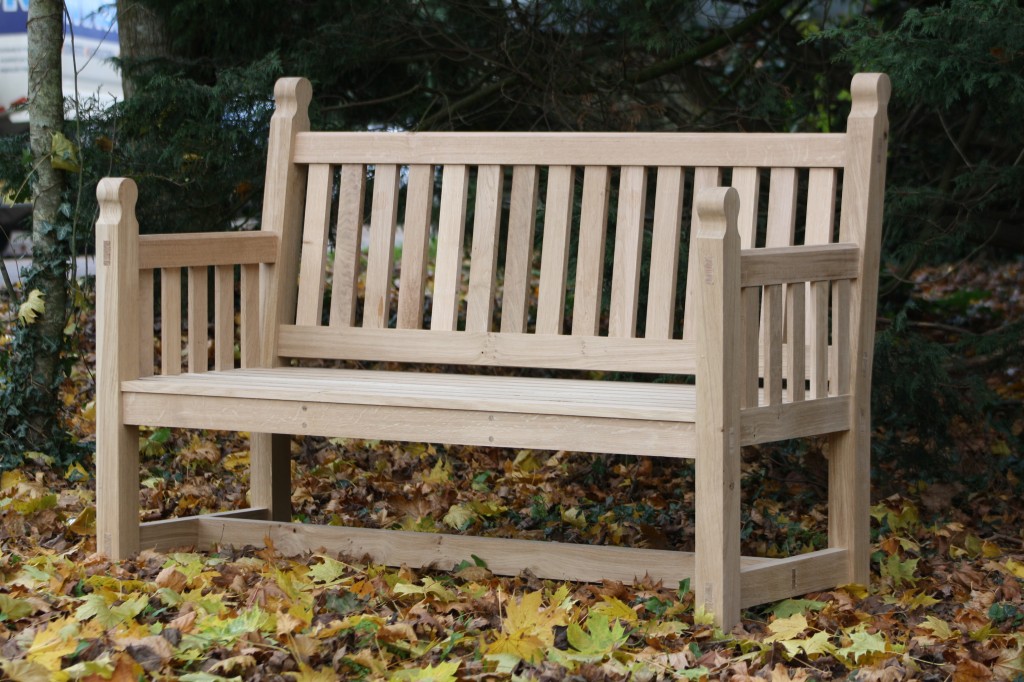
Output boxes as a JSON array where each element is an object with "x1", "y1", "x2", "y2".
[
  {"x1": 695, "y1": 186, "x2": 740, "y2": 240},
  {"x1": 96, "y1": 177, "x2": 138, "y2": 222},
  {"x1": 273, "y1": 77, "x2": 313, "y2": 118},
  {"x1": 850, "y1": 73, "x2": 891, "y2": 117}
]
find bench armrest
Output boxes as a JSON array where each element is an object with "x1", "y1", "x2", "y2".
[{"x1": 138, "y1": 232, "x2": 278, "y2": 270}]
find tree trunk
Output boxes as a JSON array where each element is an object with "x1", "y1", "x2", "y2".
[
  {"x1": 23, "y1": 0, "x2": 68, "y2": 452},
  {"x1": 116, "y1": 0, "x2": 171, "y2": 99}
]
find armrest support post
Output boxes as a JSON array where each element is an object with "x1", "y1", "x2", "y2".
[{"x1": 693, "y1": 187, "x2": 742, "y2": 628}]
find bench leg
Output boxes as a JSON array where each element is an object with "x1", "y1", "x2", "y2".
[
  {"x1": 96, "y1": 424, "x2": 140, "y2": 560},
  {"x1": 250, "y1": 433, "x2": 291, "y2": 522},
  {"x1": 828, "y1": 428, "x2": 870, "y2": 586}
]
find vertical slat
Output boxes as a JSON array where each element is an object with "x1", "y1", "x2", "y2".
[
  {"x1": 465, "y1": 165, "x2": 504, "y2": 332},
  {"x1": 535, "y1": 165, "x2": 575, "y2": 335},
  {"x1": 187, "y1": 266, "x2": 208, "y2": 373},
  {"x1": 363, "y1": 164, "x2": 401, "y2": 328},
  {"x1": 138, "y1": 269, "x2": 154, "y2": 377},
  {"x1": 730, "y1": 167, "x2": 760, "y2": 249},
  {"x1": 214, "y1": 265, "x2": 234, "y2": 371},
  {"x1": 804, "y1": 168, "x2": 837, "y2": 399},
  {"x1": 693, "y1": 186, "x2": 742, "y2": 629},
  {"x1": 762, "y1": 284, "x2": 783, "y2": 405},
  {"x1": 764, "y1": 167, "x2": 798, "y2": 343},
  {"x1": 501, "y1": 165, "x2": 539, "y2": 333},
  {"x1": 240, "y1": 264, "x2": 260, "y2": 368},
  {"x1": 329, "y1": 164, "x2": 366, "y2": 328},
  {"x1": 831, "y1": 279, "x2": 851, "y2": 395},
  {"x1": 160, "y1": 268, "x2": 181, "y2": 376},
  {"x1": 741, "y1": 287, "x2": 760, "y2": 408},
  {"x1": 397, "y1": 164, "x2": 434, "y2": 329},
  {"x1": 95, "y1": 177, "x2": 141, "y2": 560},
  {"x1": 295, "y1": 164, "x2": 333, "y2": 326},
  {"x1": 571, "y1": 166, "x2": 611, "y2": 336},
  {"x1": 645, "y1": 166, "x2": 685, "y2": 339},
  {"x1": 786, "y1": 282, "x2": 806, "y2": 402},
  {"x1": 682, "y1": 167, "x2": 721, "y2": 341},
  {"x1": 431, "y1": 164, "x2": 470, "y2": 331},
  {"x1": 608, "y1": 166, "x2": 647, "y2": 338},
  {"x1": 829, "y1": 73, "x2": 891, "y2": 589}
]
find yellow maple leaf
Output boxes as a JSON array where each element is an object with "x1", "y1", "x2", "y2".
[
  {"x1": 26, "y1": 617, "x2": 79, "y2": 674},
  {"x1": 591, "y1": 596, "x2": 638, "y2": 624},
  {"x1": 917, "y1": 615, "x2": 955, "y2": 640},
  {"x1": 1005, "y1": 559, "x2": 1024, "y2": 579},
  {"x1": 485, "y1": 591, "x2": 569, "y2": 664},
  {"x1": 765, "y1": 613, "x2": 809, "y2": 643},
  {"x1": 18, "y1": 289, "x2": 45, "y2": 325}
]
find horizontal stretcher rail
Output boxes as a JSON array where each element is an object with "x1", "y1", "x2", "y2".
[
  {"x1": 293, "y1": 132, "x2": 847, "y2": 168},
  {"x1": 739, "y1": 243, "x2": 860, "y2": 287},
  {"x1": 138, "y1": 516, "x2": 848, "y2": 609},
  {"x1": 138, "y1": 232, "x2": 278, "y2": 269}
]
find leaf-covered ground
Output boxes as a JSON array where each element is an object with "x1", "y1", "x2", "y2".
[{"x1": 0, "y1": 257, "x2": 1022, "y2": 681}]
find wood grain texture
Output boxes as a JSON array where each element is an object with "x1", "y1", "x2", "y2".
[
  {"x1": 741, "y1": 286, "x2": 760, "y2": 408},
  {"x1": 804, "y1": 168, "x2": 837, "y2": 400},
  {"x1": 682, "y1": 167, "x2": 721, "y2": 341},
  {"x1": 786, "y1": 281, "x2": 806, "y2": 402},
  {"x1": 138, "y1": 232, "x2": 278, "y2": 270},
  {"x1": 160, "y1": 267, "x2": 182, "y2": 376},
  {"x1": 431, "y1": 164, "x2": 469, "y2": 331},
  {"x1": 536, "y1": 166, "x2": 575, "y2": 335},
  {"x1": 693, "y1": 186, "x2": 742, "y2": 627},
  {"x1": 363, "y1": 164, "x2": 401, "y2": 328},
  {"x1": 139, "y1": 269, "x2": 154, "y2": 377},
  {"x1": 609, "y1": 166, "x2": 647, "y2": 339},
  {"x1": 329, "y1": 164, "x2": 366, "y2": 328},
  {"x1": 187, "y1": 266, "x2": 208, "y2": 373},
  {"x1": 214, "y1": 265, "x2": 234, "y2": 371},
  {"x1": 740, "y1": 548, "x2": 849, "y2": 608},
  {"x1": 731, "y1": 167, "x2": 760, "y2": 248},
  {"x1": 397, "y1": 164, "x2": 434, "y2": 329},
  {"x1": 95, "y1": 177, "x2": 141, "y2": 559},
  {"x1": 572, "y1": 166, "x2": 610, "y2": 336},
  {"x1": 295, "y1": 164, "x2": 333, "y2": 326},
  {"x1": 501, "y1": 166, "x2": 539, "y2": 333},
  {"x1": 646, "y1": 167, "x2": 685, "y2": 339},
  {"x1": 466, "y1": 165, "x2": 504, "y2": 332},
  {"x1": 240, "y1": 264, "x2": 260, "y2": 368},
  {"x1": 741, "y1": 396, "x2": 850, "y2": 445},
  {"x1": 762, "y1": 284, "x2": 783, "y2": 405},
  {"x1": 739, "y1": 243, "x2": 860, "y2": 286}
]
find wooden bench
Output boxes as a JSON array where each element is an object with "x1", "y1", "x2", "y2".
[{"x1": 95, "y1": 73, "x2": 890, "y2": 627}]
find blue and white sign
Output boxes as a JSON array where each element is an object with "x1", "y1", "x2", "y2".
[{"x1": 1, "y1": 0, "x2": 122, "y2": 121}]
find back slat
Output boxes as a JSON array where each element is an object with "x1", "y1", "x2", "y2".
[
  {"x1": 240, "y1": 263, "x2": 260, "y2": 368},
  {"x1": 431, "y1": 164, "x2": 470, "y2": 331},
  {"x1": 762, "y1": 283, "x2": 783, "y2": 405},
  {"x1": 572, "y1": 166, "x2": 611, "y2": 336},
  {"x1": 295, "y1": 164, "x2": 333, "y2": 326},
  {"x1": 805, "y1": 168, "x2": 837, "y2": 398},
  {"x1": 786, "y1": 282, "x2": 806, "y2": 402},
  {"x1": 608, "y1": 166, "x2": 647, "y2": 338},
  {"x1": 397, "y1": 164, "x2": 434, "y2": 329},
  {"x1": 187, "y1": 266, "x2": 208, "y2": 373},
  {"x1": 501, "y1": 165, "x2": 539, "y2": 334},
  {"x1": 536, "y1": 166, "x2": 575, "y2": 335},
  {"x1": 466, "y1": 165, "x2": 504, "y2": 332},
  {"x1": 160, "y1": 268, "x2": 181, "y2": 376},
  {"x1": 645, "y1": 167, "x2": 685, "y2": 339},
  {"x1": 682, "y1": 167, "x2": 722, "y2": 341},
  {"x1": 328, "y1": 164, "x2": 366, "y2": 328},
  {"x1": 731, "y1": 167, "x2": 760, "y2": 249},
  {"x1": 214, "y1": 265, "x2": 234, "y2": 371},
  {"x1": 139, "y1": 269, "x2": 154, "y2": 377},
  {"x1": 363, "y1": 164, "x2": 400, "y2": 328}
]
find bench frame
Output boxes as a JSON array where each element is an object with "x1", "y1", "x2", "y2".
[{"x1": 95, "y1": 74, "x2": 890, "y2": 627}]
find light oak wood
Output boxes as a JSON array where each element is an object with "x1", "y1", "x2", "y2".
[
  {"x1": 466, "y1": 165, "x2": 504, "y2": 332},
  {"x1": 160, "y1": 267, "x2": 181, "y2": 376},
  {"x1": 501, "y1": 165, "x2": 539, "y2": 334},
  {"x1": 397, "y1": 164, "x2": 435, "y2": 330},
  {"x1": 278, "y1": 326, "x2": 696, "y2": 374},
  {"x1": 214, "y1": 265, "x2": 234, "y2": 371},
  {"x1": 138, "y1": 232, "x2": 278, "y2": 270},
  {"x1": 139, "y1": 269, "x2": 154, "y2": 377},
  {"x1": 829, "y1": 72, "x2": 890, "y2": 588},
  {"x1": 609, "y1": 166, "x2": 646, "y2": 338},
  {"x1": 536, "y1": 166, "x2": 574, "y2": 335},
  {"x1": 187, "y1": 266, "x2": 208, "y2": 373},
  {"x1": 329, "y1": 164, "x2": 366, "y2": 328},
  {"x1": 363, "y1": 164, "x2": 401, "y2": 328},
  {"x1": 694, "y1": 186, "x2": 742, "y2": 627},
  {"x1": 432, "y1": 164, "x2": 470, "y2": 331},
  {"x1": 572, "y1": 166, "x2": 611, "y2": 336},
  {"x1": 295, "y1": 164, "x2": 334, "y2": 326},
  {"x1": 294, "y1": 131, "x2": 847, "y2": 167},
  {"x1": 95, "y1": 74, "x2": 891, "y2": 630},
  {"x1": 95, "y1": 177, "x2": 141, "y2": 559}
]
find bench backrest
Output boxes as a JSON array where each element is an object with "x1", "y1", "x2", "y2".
[{"x1": 258, "y1": 75, "x2": 889, "y2": 385}]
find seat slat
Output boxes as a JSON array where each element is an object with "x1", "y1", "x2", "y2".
[
  {"x1": 466, "y1": 165, "x2": 504, "y2": 332},
  {"x1": 295, "y1": 164, "x2": 333, "y2": 326},
  {"x1": 397, "y1": 164, "x2": 434, "y2": 329},
  {"x1": 536, "y1": 166, "x2": 575, "y2": 335},
  {"x1": 363, "y1": 164, "x2": 400, "y2": 328},
  {"x1": 501, "y1": 165, "x2": 539, "y2": 334},
  {"x1": 572, "y1": 166, "x2": 611, "y2": 336},
  {"x1": 328, "y1": 164, "x2": 366, "y2": 328},
  {"x1": 432, "y1": 164, "x2": 470, "y2": 331},
  {"x1": 609, "y1": 166, "x2": 647, "y2": 338},
  {"x1": 645, "y1": 167, "x2": 685, "y2": 339}
]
